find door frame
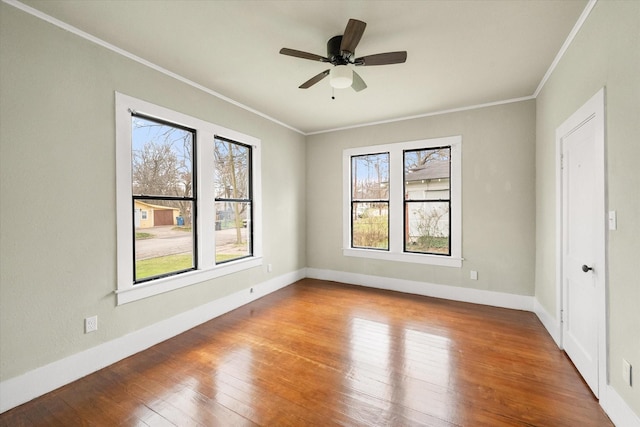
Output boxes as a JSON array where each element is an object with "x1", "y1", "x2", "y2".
[{"x1": 555, "y1": 87, "x2": 607, "y2": 396}]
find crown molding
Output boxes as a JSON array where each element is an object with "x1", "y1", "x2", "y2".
[
  {"x1": 533, "y1": 0, "x2": 598, "y2": 98},
  {"x1": 2, "y1": 0, "x2": 597, "y2": 136},
  {"x1": 1, "y1": 0, "x2": 305, "y2": 135}
]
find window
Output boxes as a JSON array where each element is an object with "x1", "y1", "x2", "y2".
[
  {"x1": 131, "y1": 114, "x2": 196, "y2": 283},
  {"x1": 343, "y1": 136, "x2": 461, "y2": 267},
  {"x1": 351, "y1": 153, "x2": 389, "y2": 250},
  {"x1": 404, "y1": 147, "x2": 451, "y2": 255},
  {"x1": 116, "y1": 93, "x2": 262, "y2": 304},
  {"x1": 214, "y1": 137, "x2": 253, "y2": 263}
]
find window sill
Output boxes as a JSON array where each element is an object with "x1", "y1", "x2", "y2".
[
  {"x1": 116, "y1": 257, "x2": 263, "y2": 305},
  {"x1": 343, "y1": 248, "x2": 462, "y2": 268}
]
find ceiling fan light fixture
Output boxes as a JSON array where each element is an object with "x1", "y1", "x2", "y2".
[{"x1": 330, "y1": 65, "x2": 352, "y2": 89}]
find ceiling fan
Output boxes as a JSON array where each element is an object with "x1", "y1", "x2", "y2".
[{"x1": 279, "y1": 18, "x2": 407, "y2": 92}]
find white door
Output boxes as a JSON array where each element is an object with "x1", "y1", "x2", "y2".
[{"x1": 561, "y1": 117, "x2": 599, "y2": 395}]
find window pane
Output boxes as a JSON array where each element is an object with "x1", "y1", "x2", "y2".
[
  {"x1": 352, "y1": 153, "x2": 389, "y2": 200},
  {"x1": 215, "y1": 201, "x2": 251, "y2": 263},
  {"x1": 404, "y1": 148, "x2": 450, "y2": 200},
  {"x1": 405, "y1": 201, "x2": 450, "y2": 254},
  {"x1": 132, "y1": 116, "x2": 194, "y2": 198},
  {"x1": 215, "y1": 139, "x2": 250, "y2": 200},
  {"x1": 352, "y1": 202, "x2": 389, "y2": 250},
  {"x1": 134, "y1": 199, "x2": 194, "y2": 281}
]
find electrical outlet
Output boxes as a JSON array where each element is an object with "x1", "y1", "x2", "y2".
[
  {"x1": 470, "y1": 270, "x2": 478, "y2": 280},
  {"x1": 267, "y1": 263, "x2": 272, "y2": 273},
  {"x1": 85, "y1": 315, "x2": 98, "y2": 333},
  {"x1": 623, "y1": 359, "x2": 632, "y2": 386}
]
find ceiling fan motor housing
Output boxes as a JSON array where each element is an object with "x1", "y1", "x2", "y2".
[{"x1": 327, "y1": 35, "x2": 351, "y2": 65}]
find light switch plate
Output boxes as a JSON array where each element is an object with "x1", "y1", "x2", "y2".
[
  {"x1": 609, "y1": 211, "x2": 617, "y2": 230},
  {"x1": 623, "y1": 359, "x2": 632, "y2": 386}
]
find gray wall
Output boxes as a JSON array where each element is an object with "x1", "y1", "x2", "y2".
[
  {"x1": 306, "y1": 101, "x2": 536, "y2": 296},
  {"x1": 0, "y1": 3, "x2": 306, "y2": 381},
  {"x1": 535, "y1": 0, "x2": 640, "y2": 414}
]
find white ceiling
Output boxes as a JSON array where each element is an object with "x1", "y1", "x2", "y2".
[{"x1": 18, "y1": 0, "x2": 588, "y2": 134}]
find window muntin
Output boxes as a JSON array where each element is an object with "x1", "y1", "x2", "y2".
[
  {"x1": 343, "y1": 136, "x2": 461, "y2": 268},
  {"x1": 131, "y1": 115, "x2": 196, "y2": 283},
  {"x1": 404, "y1": 147, "x2": 451, "y2": 255},
  {"x1": 116, "y1": 92, "x2": 263, "y2": 304},
  {"x1": 351, "y1": 153, "x2": 389, "y2": 250},
  {"x1": 214, "y1": 138, "x2": 252, "y2": 263}
]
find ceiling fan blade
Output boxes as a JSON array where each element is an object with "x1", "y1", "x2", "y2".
[
  {"x1": 280, "y1": 48, "x2": 329, "y2": 62},
  {"x1": 299, "y1": 69, "x2": 330, "y2": 89},
  {"x1": 351, "y1": 71, "x2": 367, "y2": 92},
  {"x1": 355, "y1": 51, "x2": 407, "y2": 66},
  {"x1": 340, "y1": 19, "x2": 367, "y2": 54}
]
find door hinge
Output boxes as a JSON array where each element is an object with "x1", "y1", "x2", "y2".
[
  {"x1": 560, "y1": 154, "x2": 564, "y2": 169},
  {"x1": 560, "y1": 309, "x2": 565, "y2": 323}
]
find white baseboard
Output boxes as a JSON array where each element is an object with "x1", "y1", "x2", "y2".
[
  {"x1": 0, "y1": 268, "x2": 305, "y2": 414},
  {"x1": 602, "y1": 385, "x2": 640, "y2": 427},
  {"x1": 306, "y1": 268, "x2": 534, "y2": 311},
  {"x1": 533, "y1": 298, "x2": 562, "y2": 347}
]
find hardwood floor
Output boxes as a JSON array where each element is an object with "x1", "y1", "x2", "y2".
[{"x1": 1, "y1": 279, "x2": 613, "y2": 426}]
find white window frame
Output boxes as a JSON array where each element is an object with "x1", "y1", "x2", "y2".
[
  {"x1": 115, "y1": 92, "x2": 262, "y2": 305},
  {"x1": 343, "y1": 136, "x2": 462, "y2": 268}
]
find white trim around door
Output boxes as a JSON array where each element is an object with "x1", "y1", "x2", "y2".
[{"x1": 555, "y1": 87, "x2": 607, "y2": 396}]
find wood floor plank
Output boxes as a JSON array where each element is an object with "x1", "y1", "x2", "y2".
[{"x1": 0, "y1": 279, "x2": 614, "y2": 426}]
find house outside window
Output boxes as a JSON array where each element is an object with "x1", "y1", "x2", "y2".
[
  {"x1": 343, "y1": 136, "x2": 462, "y2": 268},
  {"x1": 116, "y1": 92, "x2": 262, "y2": 304}
]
